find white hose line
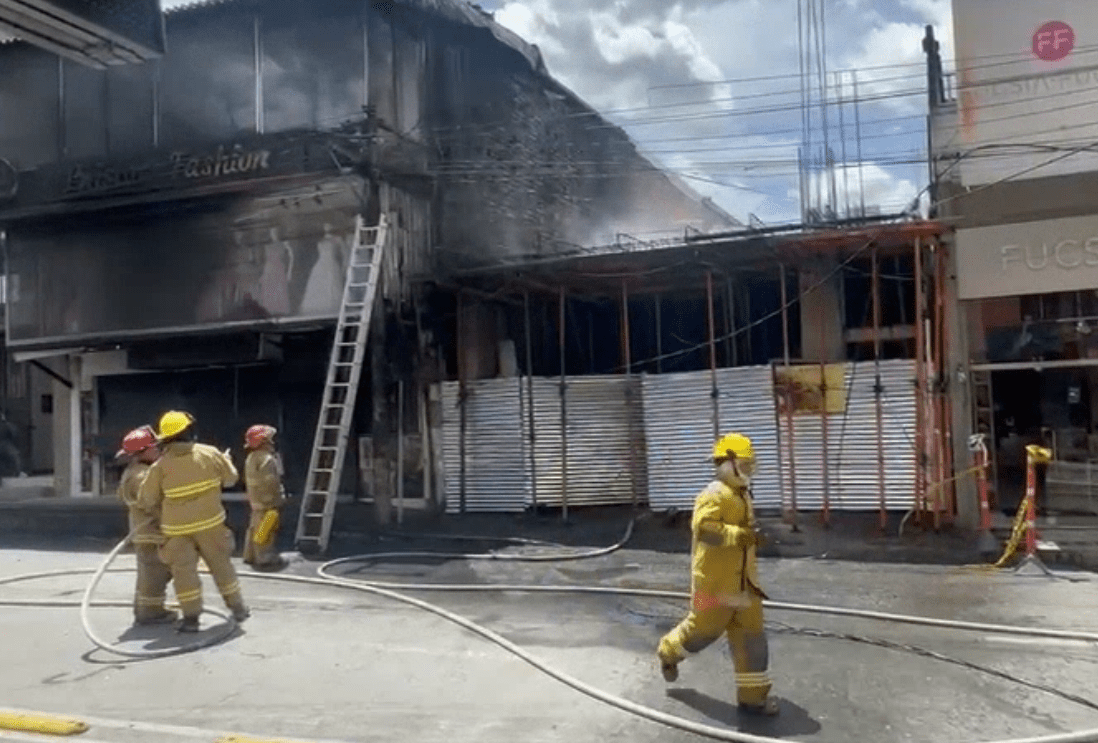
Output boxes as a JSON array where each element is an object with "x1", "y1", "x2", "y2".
[
  {"x1": 11, "y1": 569, "x2": 1098, "y2": 645},
  {"x1": 5, "y1": 564, "x2": 1098, "y2": 742},
  {"x1": 8, "y1": 560, "x2": 1098, "y2": 645},
  {"x1": 0, "y1": 532, "x2": 239, "y2": 660},
  {"x1": 260, "y1": 569, "x2": 1098, "y2": 743},
  {"x1": 77, "y1": 533, "x2": 237, "y2": 659},
  {"x1": 314, "y1": 567, "x2": 1098, "y2": 645}
]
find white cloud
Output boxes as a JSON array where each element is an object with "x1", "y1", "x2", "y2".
[{"x1": 494, "y1": 1, "x2": 568, "y2": 57}]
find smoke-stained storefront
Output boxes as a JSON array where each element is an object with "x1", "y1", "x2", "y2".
[{"x1": 6, "y1": 175, "x2": 365, "y2": 347}]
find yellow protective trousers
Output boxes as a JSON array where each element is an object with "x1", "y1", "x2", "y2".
[
  {"x1": 658, "y1": 596, "x2": 772, "y2": 705},
  {"x1": 133, "y1": 543, "x2": 172, "y2": 622},
  {"x1": 243, "y1": 508, "x2": 282, "y2": 567},
  {"x1": 159, "y1": 526, "x2": 245, "y2": 619}
]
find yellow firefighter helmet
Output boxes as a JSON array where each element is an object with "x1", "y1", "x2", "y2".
[
  {"x1": 157, "y1": 410, "x2": 195, "y2": 440},
  {"x1": 713, "y1": 432, "x2": 755, "y2": 463}
]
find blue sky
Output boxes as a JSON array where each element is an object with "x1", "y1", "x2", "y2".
[
  {"x1": 160, "y1": 0, "x2": 955, "y2": 227},
  {"x1": 480, "y1": 0, "x2": 954, "y2": 226}
]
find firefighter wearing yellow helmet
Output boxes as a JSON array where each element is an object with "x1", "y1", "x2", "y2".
[
  {"x1": 656, "y1": 432, "x2": 779, "y2": 716},
  {"x1": 137, "y1": 410, "x2": 250, "y2": 632}
]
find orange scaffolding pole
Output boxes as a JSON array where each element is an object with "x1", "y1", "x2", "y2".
[
  {"x1": 780, "y1": 263, "x2": 799, "y2": 530},
  {"x1": 706, "y1": 271, "x2": 720, "y2": 440},
  {"x1": 872, "y1": 246, "x2": 887, "y2": 533},
  {"x1": 931, "y1": 240, "x2": 946, "y2": 531},
  {"x1": 914, "y1": 237, "x2": 928, "y2": 522},
  {"x1": 938, "y1": 239, "x2": 956, "y2": 524},
  {"x1": 820, "y1": 326, "x2": 831, "y2": 528}
]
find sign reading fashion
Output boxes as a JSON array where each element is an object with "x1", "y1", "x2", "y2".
[
  {"x1": 64, "y1": 144, "x2": 272, "y2": 197},
  {"x1": 171, "y1": 146, "x2": 270, "y2": 180},
  {"x1": 957, "y1": 215, "x2": 1098, "y2": 299}
]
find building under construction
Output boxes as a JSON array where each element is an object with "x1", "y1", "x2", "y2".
[{"x1": 427, "y1": 217, "x2": 957, "y2": 530}]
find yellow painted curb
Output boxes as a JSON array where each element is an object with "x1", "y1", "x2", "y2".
[{"x1": 0, "y1": 711, "x2": 89, "y2": 736}]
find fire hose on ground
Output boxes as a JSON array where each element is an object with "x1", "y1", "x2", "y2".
[{"x1": 3, "y1": 519, "x2": 1098, "y2": 743}]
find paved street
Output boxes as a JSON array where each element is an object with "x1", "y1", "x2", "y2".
[{"x1": 2, "y1": 539, "x2": 1098, "y2": 743}]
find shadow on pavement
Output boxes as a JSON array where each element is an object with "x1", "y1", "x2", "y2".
[
  {"x1": 667, "y1": 688, "x2": 821, "y2": 737},
  {"x1": 79, "y1": 622, "x2": 245, "y2": 664}
]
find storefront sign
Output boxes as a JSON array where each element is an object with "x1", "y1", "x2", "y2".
[
  {"x1": 957, "y1": 215, "x2": 1098, "y2": 299},
  {"x1": 0, "y1": 133, "x2": 353, "y2": 220},
  {"x1": 171, "y1": 146, "x2": 271, "y2": 180},
  {"x1": 64, "y1": 145, "x2": 271, "y2": 197}
]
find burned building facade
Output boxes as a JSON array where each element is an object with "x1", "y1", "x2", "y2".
[{"x1": 0, "y1": 0, "x2": 728, "y2": 503}]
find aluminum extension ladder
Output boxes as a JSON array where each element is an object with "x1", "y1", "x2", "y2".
[{"x1": 295, "y1": 214, "x2": 388, "y2": 554}]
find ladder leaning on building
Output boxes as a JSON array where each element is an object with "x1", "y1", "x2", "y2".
[{"x1": 295, "y1": 214, "x2": 389, "y2": 554}]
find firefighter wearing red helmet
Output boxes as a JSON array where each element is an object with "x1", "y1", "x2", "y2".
[
  {"x1": 242, "y1": 424, "x2": 288, "y2": 571},
  {"x1": 115, "y1": 425, "x2": 176, "y2": 625},
  {"x1": 656, "y1": 432, "x2": 779, "y2": 716}
]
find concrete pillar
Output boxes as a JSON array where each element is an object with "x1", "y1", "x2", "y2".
[
  {"x1": 945, "y1": 239, "x2": 978, "y2": 530},
  {"x1": 52, "y1": 355, "x2": 84, "y2": 498},
  {"x1": 799, "y1": 258, "x2": 845, "y2": 362},
  {"x1": 371, "y1": 305, "x2": 392, "y2": 526}
]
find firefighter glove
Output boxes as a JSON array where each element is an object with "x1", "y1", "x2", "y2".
[{"x1": 724, "y1": 526, "x2": 757, "y2": 549}]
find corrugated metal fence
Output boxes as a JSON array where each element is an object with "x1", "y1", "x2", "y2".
[
  {"x1": 779, "y1": 359, "x2": 917, "y2": 512},
  {"x1": 435, "y1": 360, "x2": 917, "y2": 514}
]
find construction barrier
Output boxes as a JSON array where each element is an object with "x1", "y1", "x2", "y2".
[{"x1": 992, "y1": 444, "x2": 1052, "y2": 568}]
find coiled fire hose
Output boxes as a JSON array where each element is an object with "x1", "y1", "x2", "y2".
[{"x1": 4, "y1": 519, "x2": 1098, "y2": 743}]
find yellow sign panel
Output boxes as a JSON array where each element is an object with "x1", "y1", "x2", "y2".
[{"x1": 774, "y1": 364, "x2": 848, "y2": 415}]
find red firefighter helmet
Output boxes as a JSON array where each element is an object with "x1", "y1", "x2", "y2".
[
  {"x1": 245, "y1": 424, "x2": 277, "y2": 450},
  {"x1": 116, "y1": 425, "x2": 157, "y2": 459}
]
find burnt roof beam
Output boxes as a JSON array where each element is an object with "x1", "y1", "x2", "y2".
[{"x1": 0, "y1": 0, "x2": 161, "y2": 68}]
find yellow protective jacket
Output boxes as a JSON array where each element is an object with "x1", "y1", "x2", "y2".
[
  {"x1": 689, "y1": 479, "x2": 767, "y2": 609},
  {"x1": 117, "y1": 460, "x2": 163, "y2": 545},
  {"x1": 245, "y1": 448, "x2": 285, "y2": 510},
  {"x1": 137, "y1": 441, "x2": 238, "y2": 538}
]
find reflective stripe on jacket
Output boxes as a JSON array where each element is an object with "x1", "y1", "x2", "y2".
[
  {"x1": 118, "y1": 461, "x2": 163, "y2": 545},
  {"x1": 245, "y1": 448, "x2": 285, "y2": 510},
  {"x1": 690, "y1": 480, "x2": 766, "y2": 604},
  {"x1": 138, "y1": 441, "x2": 238, "y2": 537}
]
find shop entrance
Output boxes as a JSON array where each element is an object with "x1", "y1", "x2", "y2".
[{"x1": 988, "y1": 367, "x2": 1097, "y2": 515}]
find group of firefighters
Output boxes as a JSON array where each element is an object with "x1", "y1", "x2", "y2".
[
  {"x1": 113, "y1": 417, "x2": 778, "y2": 714},
  {"x1": 114, "y1": 410, "x2": 288, "y2": 633}
]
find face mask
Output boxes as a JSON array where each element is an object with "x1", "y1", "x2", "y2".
[{"x1": 717, "y1": 459, "x2": 752, "y2": 487}]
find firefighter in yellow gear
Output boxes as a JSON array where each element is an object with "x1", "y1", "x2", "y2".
[
  {"x1": 657, "y1": 432, "x2": 779, "y2": 716},
  {"x1": 242, "y1": 424, "x2": 288, "y2": 571},
  {"x1": 137, "y1": 410, "x2": 250, "y2": 633},
  {"x1": 115, "y1": 425, "x2": 176, "y2": 626}
]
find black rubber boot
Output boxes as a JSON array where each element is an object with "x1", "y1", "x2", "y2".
[
  {"x1": 177, "y1": 616, "x2": 200, "y2": 633},
  {"x1": 231, "y1": 605, "x2": 251, "y2": 623},
  {"x1": 738, "y1": 698, "x2": 780, "y2": 717}
]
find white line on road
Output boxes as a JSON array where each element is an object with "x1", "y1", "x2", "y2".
[{"x1": 976, "y1": 635, "x2": 1094, "y2": 648}]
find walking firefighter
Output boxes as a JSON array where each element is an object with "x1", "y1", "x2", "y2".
[{"x1": 656, "y1": 432, "x2": 780, "y2": 716}]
